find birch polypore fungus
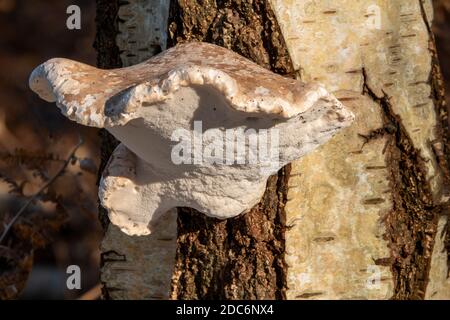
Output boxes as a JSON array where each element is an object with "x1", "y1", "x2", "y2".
[{"x1": 29, "y1": 42, "x2": 354, "y2": 236}]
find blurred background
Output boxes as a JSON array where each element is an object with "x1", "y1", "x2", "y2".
[
  {"x1": 0, "y1": 0, "x2": 100, "y2": 300},
  {"x1": 0, "y1": 0, "x2": 448, "y2": 300}
]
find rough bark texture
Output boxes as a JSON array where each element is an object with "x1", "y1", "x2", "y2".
[
  {"x1": 167, "y1": 0, "x2": 295, "y2": 300},
  {"x1": 94, "y1": 0, "x2": 122, "y2": 70},
  {"x1": 94, "y1": 0, "x2": 120, "y2": 299},
  {"x1": 93, "y1": 0, "x2": 121, "y2": 232},
  {"x1": 172, "y1": 171, "x2": 290, "y2": 299},
  {"x1": 364, "y1": 83, "x2": 436, "y2": 299},
  {"x1": 167, "y1": 0, "x2": 295, "y2": 75}
]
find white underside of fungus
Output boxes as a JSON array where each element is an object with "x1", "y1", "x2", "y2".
[{"x1": 29, "y1": 42, "x2": 354, "y2": 236}]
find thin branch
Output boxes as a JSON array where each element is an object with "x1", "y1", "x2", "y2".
[{"x1": 0, "y1": 137, "x2": 84, "y2": 244}]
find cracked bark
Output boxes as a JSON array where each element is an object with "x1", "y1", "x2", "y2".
[{"x1": 362, "y1": 75, "x2": 437, "y2": 299}]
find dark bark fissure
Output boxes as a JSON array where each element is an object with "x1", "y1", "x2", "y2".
[
  {"x1": 362, "y1": 68, "x2": 439, "y2": 299},
  {"x1": 167, "y1": 0, "x2": 294, "y2": 299},
  {"x1": 94, "y1": 0, "x2": 122, "y2": 70},
  {"x1": 419, "y1": 0, "x2": 450, "y2": 272},
  {"x1": 94, "y1": 0, "x2": 122, "y2": 232},
  {"x1": 94, "y1": 0, "x2": 122, "y2": 299}
]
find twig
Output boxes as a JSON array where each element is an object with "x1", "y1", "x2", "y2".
[{"x1": 0, "y1": 137, "x2": 84, "y2": 244}]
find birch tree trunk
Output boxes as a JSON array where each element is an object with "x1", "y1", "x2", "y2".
[{"x1": 95, "y1": 0, "x2": 450, "y2": 300}]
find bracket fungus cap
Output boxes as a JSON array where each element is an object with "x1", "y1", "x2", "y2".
[{"x1": 29, "y1": 42, "x2": 354, "y2": 236}]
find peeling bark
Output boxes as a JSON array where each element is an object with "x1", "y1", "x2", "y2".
[{"x1": 94, "y1": 0, "x2": 121, "y2": 298}]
